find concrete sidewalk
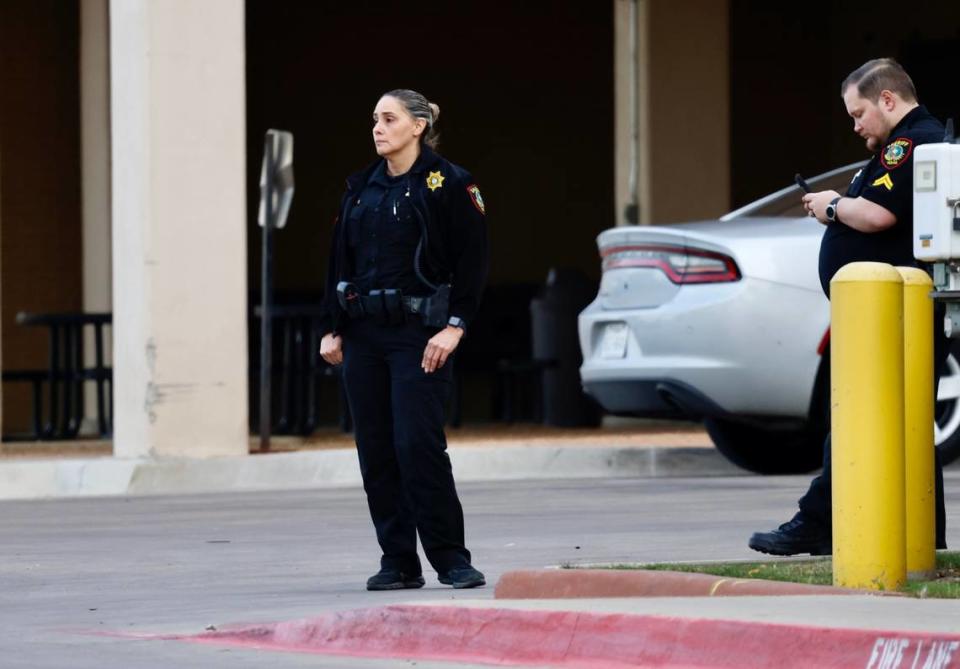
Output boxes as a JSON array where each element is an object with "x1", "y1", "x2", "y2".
[{"x1": 0, "y1": 424, "x2": 735, "y2": 500}]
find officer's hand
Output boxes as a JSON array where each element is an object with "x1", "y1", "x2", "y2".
[
  {"x1": 802, "y1": 190, "x2": 841, "y2": 223},
  {"x1": 422, "y1": 326, "x2": 463, "y2": 373},
  {"x1": 320, "y1": 333, "x2": 343, "y2": 366}
]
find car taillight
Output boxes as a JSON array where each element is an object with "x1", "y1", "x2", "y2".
[
  {"x1": 818, "y1": 328, "x2": 830, "y2": 355},
  {"x1": 599, "y1": 244, "x2": 741, "y2": 284}
]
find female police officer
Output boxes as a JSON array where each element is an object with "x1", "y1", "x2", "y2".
[{"x1": 318, "y1": 89, "x2": 488, "y2": 590}]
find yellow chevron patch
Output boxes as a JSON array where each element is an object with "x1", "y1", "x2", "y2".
[{"x1": 872, "y1": 173, "x2": 894, "y2": 191}]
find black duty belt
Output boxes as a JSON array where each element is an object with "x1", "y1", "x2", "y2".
[
  {"x1": 337, "y1": 281, "x2": 450, "y2": 328},
  {"x1": 358, "y1": 294, "x2": 425, "y2": 315},
  {"x1": 402, "y1": 296, "x2": 425, "y2": 314}
]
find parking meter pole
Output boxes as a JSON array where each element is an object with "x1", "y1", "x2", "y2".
[
  {"x1": 897, "y1": 267, "x2": 936, "y2": 579},
  {"x1": 259, "y1": 136, "x2": 275, "y2": 452},
  {"x1": 831, "y1": 262, "x2": 906, "y2": 591}
]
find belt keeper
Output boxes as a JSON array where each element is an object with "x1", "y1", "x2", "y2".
[
  {"x1": 366, "y1": 290, "x2": 385, "y2": 322},
  {"x1": 382, "y1": 289, "x2": 404, "y2": 324}
]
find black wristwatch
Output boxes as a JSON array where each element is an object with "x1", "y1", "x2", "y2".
[
  {"x1": 825, "y1": 196, "x2": 842, "y2": 223},
  {"x1": 447, "y1": 316, "x2": 466, "y2": 333}
]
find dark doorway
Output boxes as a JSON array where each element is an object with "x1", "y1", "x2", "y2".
[
  {"x1": 0, "y1": 0, "x2": 83, "y2": 435},
  {"x1": 244, "y1": 1, "x2": 614, "y2": 295},
  {"x1": 730, "y1": 1, "x2": 960, "y2": 208},
  {"x1": 245, "y1": 2, "x2": 613, "y2": 424}
]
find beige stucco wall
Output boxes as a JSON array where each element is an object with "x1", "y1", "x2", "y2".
[
  {"x1": 0, "y1": 123, "x2": 3, "y2": 437},
  {"x1": 615, "y1": 0, "x2": 730, "y2": 226},
  {"x1": 110, "y1": 0, "x2": 247, "y2": 458}
]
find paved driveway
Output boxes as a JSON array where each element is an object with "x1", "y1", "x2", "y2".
[{"x1": 2, "y1": 473, "x2": 958, "y2": 667}]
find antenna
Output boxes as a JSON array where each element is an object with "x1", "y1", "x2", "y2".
[{"x1": 945, "y1": 118, "x2": 955, "y2": 144}]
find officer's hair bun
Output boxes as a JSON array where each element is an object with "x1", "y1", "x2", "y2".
[{"x1": 382, "y1": 89, "x2": 441, "y2": 150}]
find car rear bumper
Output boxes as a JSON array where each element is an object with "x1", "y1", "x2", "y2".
[
  {"x1": 577, "y1": 277, "x2": 828, "y2": 418},
  {"x1": 582, "y1": 378, "x2": 730, "y2": 420}
]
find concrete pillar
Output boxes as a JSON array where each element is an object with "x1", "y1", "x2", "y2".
[
  {"x1": 648, "y1": 0, "x2": 729, "y2": 224},
  {"x1": 0, "y1": 142, "x2": 3, "y2": 438},
  {"x1": 613, "y1": 0, "x2": 651, "y2": 227},
  {"x1": 80, "y1": 0, "x2": 112, "y2": 436},
  {"x1": 614, "y1": 0, "x2": 730, "y2": 226},
  {"x1": 110, "y1": 0, "x2": 247, "y2": 458}
]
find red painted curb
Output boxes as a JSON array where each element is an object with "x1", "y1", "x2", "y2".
[
  {"x1": 494, "y1": 568, "x2": 887, "y2": 599},
  {"x1": 178, "y1": 604, "x2": 960, "y2": 668}
]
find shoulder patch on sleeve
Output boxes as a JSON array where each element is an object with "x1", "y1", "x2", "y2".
[
  {"x1": 466, "y1": 184, "x2": 485, "y2": 215},
  {"x1": 881, "y1": 137, "x2": 913, "y2": 170}
]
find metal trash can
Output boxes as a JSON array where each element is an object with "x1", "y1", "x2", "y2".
[{"x1": 530, "y1": 268, "x2": 600, "y2": 427}]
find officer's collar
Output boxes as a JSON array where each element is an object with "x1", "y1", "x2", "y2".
[
  {"x1": 347, "y1": 145, "x2": 442, "y2": 192},
  {"x1": 367, "y1": 161, "x2": 404, "y2": 188},
  {"x1": 409, "y1": 145, "x2": 441, "y2": 175},
  {"x1": 886, "y1": 104, "x2": 931, "y2": 140}
]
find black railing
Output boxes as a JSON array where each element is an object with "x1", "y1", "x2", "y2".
[
  {"x1": 2, "y1": 279, "x2": 593, "y2": 440},
  {"x1": 1, "y1": 312, "x2": 112, "y2": 440},
  {"x1": 250, "y1": 305, "x2": 352, "y2": 436},
  {"x1": 248, "y1": 294, "x2": 545, "y2": 433}
]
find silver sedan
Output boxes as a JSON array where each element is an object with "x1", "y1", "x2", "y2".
[{"x1": 578, "y1": 163, "x2": 960, "y2": 473}]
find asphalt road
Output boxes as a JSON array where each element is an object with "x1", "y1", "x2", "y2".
[{"x1": 2, "y1": 472, "x2": 959, "y2": 668}]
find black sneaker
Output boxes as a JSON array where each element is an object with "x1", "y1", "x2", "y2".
[
  {"x1": 438, "y1": 565, "x2": 486, "y2": 589},
  {"x1": 748, "y1": 515, "x2": 832, "y2": 556},
  {"x1": 366, "y1": 568, "x2": 426, "y2": 591}
]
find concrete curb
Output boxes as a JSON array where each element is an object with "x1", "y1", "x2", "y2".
[
  {"x1": 162, "y1": 603, "x2": 960, "y2": 668},
  {"x1": 0, "y1": 444, "x2": 734, "y2": 500},
  {"x1": 494, "y1": 568, "x2": 885, "y2": 599}
]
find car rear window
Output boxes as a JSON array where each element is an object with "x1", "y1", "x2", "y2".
[{"x1": 731, "y1": 165, "x2": 864, "y2": 219}]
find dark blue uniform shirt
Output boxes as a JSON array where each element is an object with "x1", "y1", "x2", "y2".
[
  {"x1": 818, "y1": 105, "x2": 945, "y2": 296},
  {"x1": 346, "y1": 162, "x2": 430, "y2": 297},
  {"x1": 321, "y1": 145, "x2": 489, "y2": 337}
]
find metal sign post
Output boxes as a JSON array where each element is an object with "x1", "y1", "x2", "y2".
[{"x1": 258, "y1": 129, "x2": 294, "y2": 452}]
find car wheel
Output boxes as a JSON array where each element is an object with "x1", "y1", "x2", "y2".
[
  {"x1": 704, "y1": 418, "x2": 825, "y2": 475},
  {"x1": 936, "y1": 348, "x2": 960, "y2": 465}
]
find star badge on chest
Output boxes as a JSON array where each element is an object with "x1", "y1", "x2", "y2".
[{"x1": 426, "y1": 170, "x2": 445, "y2": 191}]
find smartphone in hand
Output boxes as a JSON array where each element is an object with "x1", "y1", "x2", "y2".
[{"x1": 794, "y1": 173, "x2": 812, "y2": 193}]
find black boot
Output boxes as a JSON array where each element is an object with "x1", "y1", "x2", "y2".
[
  {"x1": 438, "y1": 565, "x2": 486, "y2": 589},
  {"x1": 366, "y1": 568, "x2": 426, "y2": 591},
  {"x1": 749, "y1": 514, "x2": 831, "y2": 556}
]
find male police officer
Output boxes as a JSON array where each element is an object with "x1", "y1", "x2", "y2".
[{"x1": 749, "y1": 58, "x2": 948, "y2": 556}]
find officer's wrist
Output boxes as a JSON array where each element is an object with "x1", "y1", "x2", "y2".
[
  {"x1": 826, "y1": 196, "x2": 842, "y2": 223},
  {"x1": 447, "y1": 316, "x2": 466, "y2": 335}
]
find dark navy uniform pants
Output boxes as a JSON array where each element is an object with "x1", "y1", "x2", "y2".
[
  {"x1": 799, "y1": 305, "x2": 949, "y2": 548},
  {"x1": 341, "y1": 317, "x2": 471, "y2": 575}
]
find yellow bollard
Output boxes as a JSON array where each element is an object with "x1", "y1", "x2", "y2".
[
  {"x1": 897, "y1": 267, "x2": 936, "y2": 579},
  {"x1": 831, "y1": 262, "x2": 905, "y2": 590}
]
